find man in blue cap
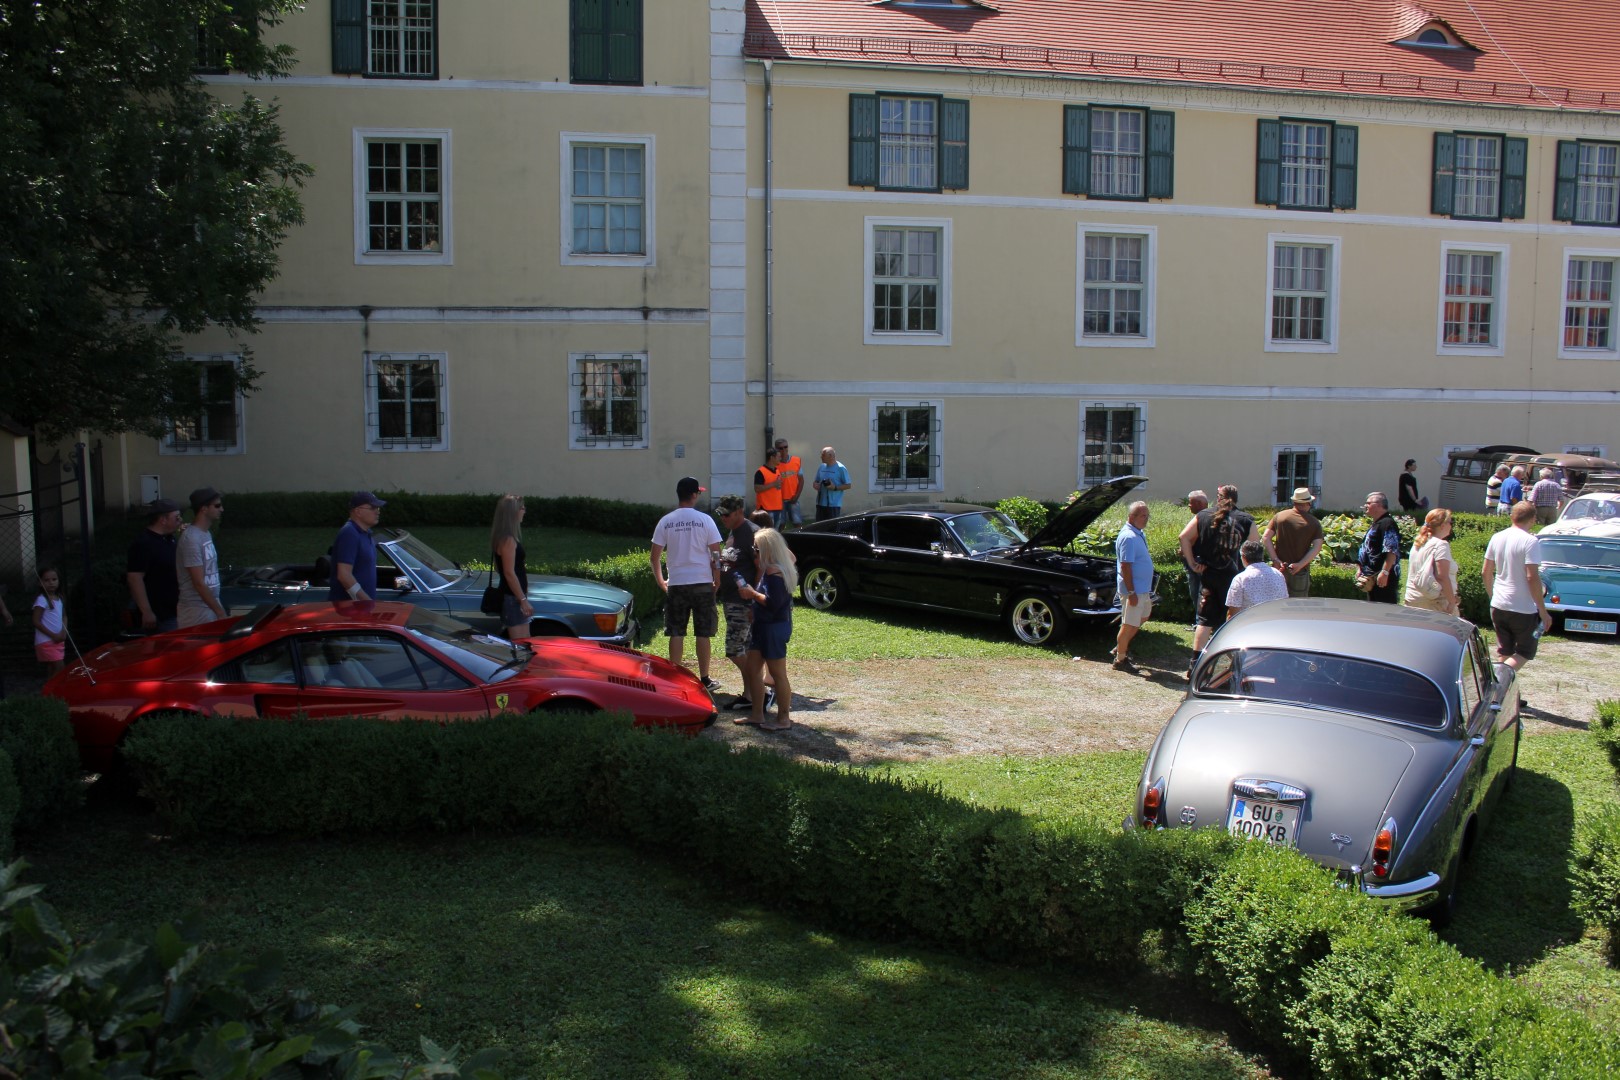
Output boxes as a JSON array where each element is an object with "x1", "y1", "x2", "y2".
[{"x1": 331, "y1": 491, "x2": 386, "y2": 600}]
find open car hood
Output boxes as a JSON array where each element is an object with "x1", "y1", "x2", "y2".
[{"x1": 1019, "y1": 475, "x2": 1146, "y2": 553}]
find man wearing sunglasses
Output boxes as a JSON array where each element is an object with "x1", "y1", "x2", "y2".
[{"x1": 176, "y1": 487, "x2": 228, "y2": 628}]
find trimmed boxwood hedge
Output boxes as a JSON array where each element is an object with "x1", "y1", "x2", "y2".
[
  {"x1": 124, "y1": 709, "x2": 1620, "y2": 1078},
  {"x1": 0, "y1": 695, "x2": 83, "y2": 831}
]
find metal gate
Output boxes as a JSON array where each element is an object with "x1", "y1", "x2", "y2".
[{"x1": 1, "y1": 442, "x2": 95, "y2": 692}]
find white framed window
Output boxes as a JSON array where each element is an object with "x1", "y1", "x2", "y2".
[
  {"x1": 1560, "y1": 249, "x2": 1619, "y2": 359},
  {"x1": 1280, "y1": 121, "x2": 1331, "y2": 210},
  {"x1": 1089, "y1": 108, "x2": 1144, "y2": 198},
  {"x1": 865, "y1": 217, "x2": 952, "y2": 346},
  {"x1": 569, "y1": 352, "x2": 649, "y2": 449},
  {"x1": 368, "y1": 0, "x2": 435, "y2": 77},
  {"x1": 1082, "y1": 401, "x2": 1146, "y2": 485},
  {"x1": 1272, "y1": 445, "x2": 1323, "y2": 505},
  {"x1": 870, "y1": 400, "x2": 941, "y2": 491},
  {"x1": 1076, "y1": 225, "x2": 1155, "y2": 347},
  {"x1": 364, "y1": 352, "x2": 448, "y2": 452},
  {"x1": 353, "y1": 129, "x2": 452, "y2": 265},
  {"x1": 1266, "y1": 234, "x2": 1340, "y2": 353},
  {"x1": 161, "y1": 354, "x2": 245, "y2": 456},
  {"x1": 1576, "y1": 142, "x2": 1620, "y2": 226},
  {"x1": 560, "y1": 133, "x2": 655, "y2": 267},
  {"x1": 1437, "y1": 242, "x2": 1508, "y2": 356},
  {"x1": 1452, "y1": 134, "x2": 1503, "y2": 220}
]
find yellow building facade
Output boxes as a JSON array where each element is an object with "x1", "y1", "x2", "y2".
[{"x1": 98, "y1": 0, "x2": 1620, "y2": 512}]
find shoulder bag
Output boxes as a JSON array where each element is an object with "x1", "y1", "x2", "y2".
[
  {"x1": 480, "y1": 552, "x2": 505, "y2": 616},
  {"x1": 1409, "y1": 542, "x2": 1442, "y2": 601}
]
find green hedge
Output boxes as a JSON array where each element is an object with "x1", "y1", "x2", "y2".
[
  {"x1": 0, "y1": 696, "x2": 82, "y2": 831},
  {"x1": 167, "y1": 490, "x2": 671, "y2": 536},
  {"x1": 1593, "y1": 699, "x2": 1620, "y2": 777},
  {"x1": 0, "y1": 860, "x2": 509, "y2": 1078},
  {"x1": 0, "y1": 750, "x2": 17, "y2": 860},
  {"x1": 1572, "y1": 804, "x2": 1620, "y2": 961},
  {"x1": 124, "y1": 710, "x2": 1620, "y2": 1077}
]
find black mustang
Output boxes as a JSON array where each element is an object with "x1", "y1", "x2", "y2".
[{"x1": 782, "y1": 476, "x2": 1151, "y2": 645}]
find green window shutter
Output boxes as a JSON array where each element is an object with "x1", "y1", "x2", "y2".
[
  {"x1": 1431, "y1": 132, "x2": 1456, "y2": 216},
  {"x1": 1256, "y1": 119, "x2": 1281, "y2": 205},
  {"x1": 1330, "y1": 124, "x2": 1358, "y2": 209},
  {"x1": 605, "y1": 0, "x2": 642, "y2": 84},
  {"x1": 1062, "y1": 105, "x2": 1090, "y2": 195},
  {"x1": 1553, "y1": 140, "x2": 1579, "y2": 222},
  {"x1": 1147, "y1": 109, "x2": 1175, "y2": 199},
  {"x1": 1501, "y1": 136, "x2": 1528, "y2": 219},
  {"x1": 332, "y1": 0, "x2": 366, "y2": 74},
  {"x1": 941, "y1": 98, "x2": 969, "y2": 190},
  {"x1": 849, "y1": 95, "x2": 878, "y2": 187},
  {"x1": 572, "y1": 0, "x2": 606, "y2": 82}
]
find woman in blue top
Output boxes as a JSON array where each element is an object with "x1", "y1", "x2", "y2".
[{"x1": 737, "y1": 528, "x2": 797, "y2": 731}]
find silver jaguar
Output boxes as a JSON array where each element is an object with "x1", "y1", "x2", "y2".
[{"x1": 1126, "y1": 598, "x2": 1521, "y2": 922}]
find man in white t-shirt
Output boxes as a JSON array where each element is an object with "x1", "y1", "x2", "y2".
[
  {"x1": 651, "y1": 477, "x2": 725, "y2": 692},
  {"x1": 1482, "y1": 500, "x2": 1552, "y2": 675},
  {"x1": 1226, "y1": 541, "x2": 1290, "y2": 621}
]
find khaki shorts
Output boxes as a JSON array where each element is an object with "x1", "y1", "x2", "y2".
[
  {"x1": 1121, "y1": 595, "x2": 1154, "y2": 628},
  {"x1": 1536, "y1": 505, "x2": 1558, "y2": 525}
]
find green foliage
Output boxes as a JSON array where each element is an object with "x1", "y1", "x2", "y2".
[
  {"x1": 1594, "y1": 700, "x2": 1620, "y2": 776},
  {"x1": 0, "y1": 0, "x2": 311, "y2": 438},
  {"x1": 0, "y1": 696, "x2": 83, "y2": 832},
  {"x1": 0, "y1": 750, "x2": 16, "y2": 860},
  {"x1": 1572, "y1": 804, "x2": 1620, "y2": 956},
  {"x1": 193, "y1": 490, "x2": 667, "y2": 537},
  {"x1": 0, "y1": 859, "x2": 509, "y2": 1077},
  {"x1": 994, "y1": 496, "x2": 1048, "y2": 536}
]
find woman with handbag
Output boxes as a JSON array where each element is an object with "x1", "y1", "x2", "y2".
[
  {"x1": 489, "y1": 494, "x2": 533, "y2": 640},
  {"x1": 1405, "y1": 508, "x2": 1460, "y2": 616}
]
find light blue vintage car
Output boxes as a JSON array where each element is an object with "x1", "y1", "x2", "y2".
[
  {"x1": 1539, "y1": 532, "x2": 1620, "y2": 637},
  {"x1": 220, "y1": 528, "x2": 638, "y2": 645}
]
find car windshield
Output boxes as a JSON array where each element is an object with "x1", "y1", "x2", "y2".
[
  {"x1": 1562, "y1": 498, "x2": 1619, "y2": 521},
  {"x1": 1194, "y1": 647, "x2": 1449, "y2": 729},
  {"x1": 385, "y1": 534, "x2": 463, "y2": 592},
  {"x1": 404, "y1": 607, "x2": 528, "y2": 683},
  {"x1": 1539, "y1": 538, "x2": 1620, "y2": 569},
  {"x1": 947, "y1": 511, "x2": 1028, "y2": 555}
]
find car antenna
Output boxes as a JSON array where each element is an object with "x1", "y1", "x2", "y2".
[{"x1": 63, "y1": 625, "x2": 97, "y2": 686}]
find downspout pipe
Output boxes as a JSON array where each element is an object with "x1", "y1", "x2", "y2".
[{"x1": 762, "y1": 58, "x2": 775, "y2": 451}]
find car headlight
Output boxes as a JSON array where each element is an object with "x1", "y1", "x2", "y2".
[{"x1": 1087, "y1": 589, "x2": 1101, "y2": 606}]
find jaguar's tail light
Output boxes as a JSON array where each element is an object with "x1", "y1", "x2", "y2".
[
  {"x1": 1370, "y1": 817, "x2": 1398, "y2": 878},
  {"x1": 1141, "y1": 777, "x2": 1167, "y2": 827}
]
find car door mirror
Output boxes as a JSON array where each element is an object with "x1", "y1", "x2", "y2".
[{"x1": 393, "y1": 575, "x2": 414, "y2": 594}]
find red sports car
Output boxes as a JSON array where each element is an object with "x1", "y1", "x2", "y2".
[{"x1": 46, "y1": 602, "x2": 716, "y2": 773}]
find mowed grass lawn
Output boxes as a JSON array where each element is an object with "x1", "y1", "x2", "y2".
[{"x1": 21, "y1": 522, "x2": 1620, "y2": 1074}]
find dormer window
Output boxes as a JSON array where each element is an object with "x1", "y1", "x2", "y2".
[{"x1": 1399, "y1": 21, "x2": 1473, "y2": 51}]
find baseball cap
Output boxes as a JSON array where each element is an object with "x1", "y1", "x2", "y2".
[
  {"x1": 716, "y1": 494, "x2": 746, "y2": 514},
  {"x1": 676, "y1": 476, "x2": 706, "y2": 499},
  {"x1": 189, "y1": 486, "x2": 221, "y2": 511},
  {"x1": 351, "y1": 491, "x2": 387, "y2": 509}
]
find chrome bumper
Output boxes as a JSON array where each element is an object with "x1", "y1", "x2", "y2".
[{"x1": 1359, "y1": 870, "x2": 1442, "y2": 912}]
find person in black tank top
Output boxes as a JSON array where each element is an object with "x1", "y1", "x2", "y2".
[
  {"x1": 490, "y1": 494, "x2": 533, "y2": 638},
  {"x1": 1178, "y1": 484, "x2": 1258, "y2": 658}
]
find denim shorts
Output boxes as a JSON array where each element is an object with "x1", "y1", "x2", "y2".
[
  {"x1": 501, "y1": 592, "x2": 527, "y2": 627},
  {"x1": 750, "y1": 618, "x2": 792, "y2": 661},
  {"x1": 665, "y1": 582, "x2": 718, "y2": 637}
]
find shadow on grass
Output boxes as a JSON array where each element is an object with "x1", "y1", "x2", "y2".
[
  {"x1": 24, "y1": 805, "x2": 1275, "y2": 1079},
  {"x1": 1443, "y1": 766, "x2": 1586, "y2": 971}
]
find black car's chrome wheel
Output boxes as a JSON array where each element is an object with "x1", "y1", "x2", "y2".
[
  {"x1": 801, "y1": 564, "x2": 846, "y2": 611},
  {"x1": 1007, "y1": 594, "x2": 1067, "y2": 646}
]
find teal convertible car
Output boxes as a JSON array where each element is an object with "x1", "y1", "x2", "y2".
[
  {"x1": 1539, "y1": 533, "x2": 1620, "y2": 637},
  {"x1": 219, "y1": 528, "x2": 638, "y2": 645}
]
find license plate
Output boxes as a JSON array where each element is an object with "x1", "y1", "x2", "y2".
[
  {"x1": 1564, "y1": 617, "x2": 1617, "y2": 635},
  {"x1": 1228, "y1": 797, "x2": 1299, "y2": 847}
]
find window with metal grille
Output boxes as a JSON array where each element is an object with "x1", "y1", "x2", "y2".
[
  {"x1": 164, "y1": 357, "x2": 243, "y2": 455},
  {"x1": 571, "y1": 353, "x2": 648, "y2": 448},
  {"x1": 872, "y1": 402, "x2": 940, "y2": 490},
  {"x1": 366, "y1": 139, "x2": 441, "y2": 253},
  {"x1": 1083, "y1": 406, "x2": 1143, "y2": 484},
  {"x1": 366, "y1": 353, "x2": 447, "y2": 451},
  {"x1": 1273, "y1": 447, "x2": 1322, "y2": 505},
  {"x1": 368, "y1": 0, "x2": 435, "y2": 76}
]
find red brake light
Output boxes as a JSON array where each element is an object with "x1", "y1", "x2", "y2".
[
  {"x1": 1141, "y1": 778, "x2": 1165, "y2": 825},
  {"x1": 1371, "y1": 819, "x2": 1396, "y2": 878}
]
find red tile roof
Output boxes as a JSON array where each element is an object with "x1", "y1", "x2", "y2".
[{"x1": 745, "y1": 0, "x2": 1620, "y2": 112}]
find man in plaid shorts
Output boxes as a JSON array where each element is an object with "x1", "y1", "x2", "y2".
[{"x1": 651, "y1": 477, "x2": 725, "y2": 691}]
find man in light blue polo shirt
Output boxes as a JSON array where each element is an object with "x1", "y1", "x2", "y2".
[
  {"x1": 812, "y1": 445, "x2": 852, "y2": 521},
  {"x1": 1112, "y1": 501, "x2": 1154, "y2": 675}
]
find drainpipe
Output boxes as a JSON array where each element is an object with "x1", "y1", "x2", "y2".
[{"x1": 762, "y1": 58, "x2": 775, "y2": 451}]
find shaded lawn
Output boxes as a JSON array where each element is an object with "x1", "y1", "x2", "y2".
[{"x1": 24, "y1": 808, "x2": 1270, "y2": 1080}]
